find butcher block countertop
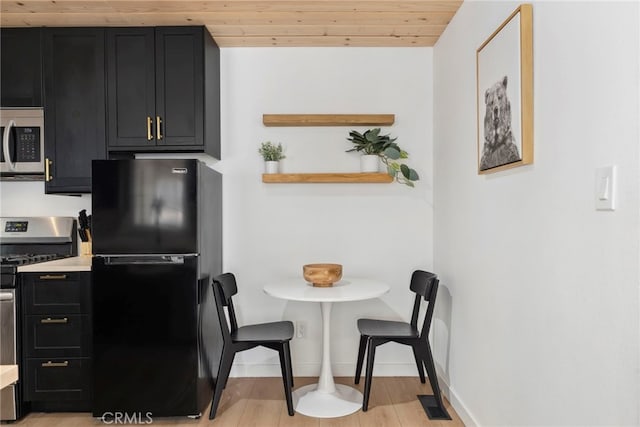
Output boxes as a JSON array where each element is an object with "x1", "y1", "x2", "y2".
[
  {"x1": 0, "y1": 365, "x2": 18, "y2": 390},
  {"x1": 17, "y1": 255, "x2": 92, "y2": 273}
]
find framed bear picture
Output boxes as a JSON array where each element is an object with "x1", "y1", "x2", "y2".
[{"x1": 476, "y1": 4, "x2": 533, "y2": 174}]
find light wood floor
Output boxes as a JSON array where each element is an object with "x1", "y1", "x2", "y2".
[{"x1": 14, "y1": 377, "x2": 464, "y2": 426}]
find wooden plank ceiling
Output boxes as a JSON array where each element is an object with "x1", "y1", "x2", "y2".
[{"x1": 0, "y1": 0, "x2": 463, "y2": 47}]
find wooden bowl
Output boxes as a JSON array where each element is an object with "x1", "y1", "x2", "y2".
[{"x1": 303, "y1": 263, "x2": 343, "y2": 287}]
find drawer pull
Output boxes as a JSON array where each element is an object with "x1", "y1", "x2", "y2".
[
  {"x1": 39, "y1": 274, "x2": 67, "y2": 280},
  {"x1": 41, "y1": 317, "x2": 68, "y2": 324},
  {"x1": 42, "y1": 361, "x2": 69, "y2": 368}
]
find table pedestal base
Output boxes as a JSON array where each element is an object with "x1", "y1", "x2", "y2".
[{"x1": 293, "y1": 383, "x2": 362, "y2": 418}]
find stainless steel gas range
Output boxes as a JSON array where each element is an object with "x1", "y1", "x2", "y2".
[{"x1": 0, "y1": 217, "x2": 77, "y2": 421}]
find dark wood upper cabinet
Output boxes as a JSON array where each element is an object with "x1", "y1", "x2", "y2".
[
  {"x1": 155, "y1": 28, "x2": 203, "y2": 147},
  {"x1": 106, "y1": 26, "x2": 220, "y2": 158},
  {"x1": 105, "y1": 28, "x2": 155, "y2": 148},
  {"x1": 43, "y1": 28, "x2": 107, "y2": 194},
  {"x1": 1, "y1": 28, "x2": 43, "y2": 107}
]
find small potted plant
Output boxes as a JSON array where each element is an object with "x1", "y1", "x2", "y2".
[
  {"x1": 258, "y1": 141, "x2": 286, "y2": 174},
  {"x1": 346, "y1": 128, "x2": 419, "y2": 187}
]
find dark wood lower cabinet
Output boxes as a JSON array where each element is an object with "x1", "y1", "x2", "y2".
[
  {"x1": 23, "y1": 358, "x2": 92, "y2": 406},
  {"x1": 21, "y1": 272, "x2": 92, "y2": 411},
  {"x1": 24, "y1": 315, "x2": 91, "y2": 358}
]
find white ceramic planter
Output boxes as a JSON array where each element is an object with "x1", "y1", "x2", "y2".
[
  {"x1": 360, "y1": 155, "x2": 380, "y2": 173},
  {"x1": 264, "y1": 161, "x2": 280, "y2": 174}
]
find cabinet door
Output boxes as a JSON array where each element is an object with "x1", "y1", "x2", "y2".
[
  {"x1": 43, "y1": 28, "x2": 106, "y2": 194},
  {"x1": 23, "y1": 358, "x2": 92, "y2": 403},
  {"x1": 22, "y1": 272, "x2": 91, "y2": 315},
  {"x1": 1, "y1": 28, "x2": 43, "y2": 107},
  {"x1": 155, "y1": 27, "x2": 203, "y2": 148},
  {"x1": 24, "y1": 314, "x2": 91, "y2": 358},
  {"x1": 106, "y1": 28, "x2": 156, "y2": 148}
]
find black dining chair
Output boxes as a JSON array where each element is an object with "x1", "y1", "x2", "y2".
[
  {"x1": 354, "y1": 270, "x2": 449, "y2": 419},
  {"x1": 209, "y1": 272, "x2": 295, "y2": 420}
]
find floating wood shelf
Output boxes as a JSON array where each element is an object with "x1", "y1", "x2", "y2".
[
  {"x1": 262, "y1": 114, "x2": 395, "y2": 127},
  {"x1": 262, "y1": 173, "x2": 393, "y2": 184}
]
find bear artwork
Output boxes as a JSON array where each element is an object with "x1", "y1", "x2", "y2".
[{"x1": 479, "y1": 75, "x2": 521, "y2": 171}]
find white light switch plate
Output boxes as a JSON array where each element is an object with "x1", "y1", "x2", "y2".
[{"x1": 595, "y1": 165, "x2": 616, "y2": 211}]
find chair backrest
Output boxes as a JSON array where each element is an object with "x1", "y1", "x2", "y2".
[
  {"x1": 212, "y1": 273, "x2": 240, "y2": 341},
  {"x1": 408, "y1": 270, "x2": 439, "y2": 339}
]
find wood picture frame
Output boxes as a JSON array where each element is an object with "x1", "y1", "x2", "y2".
[{"x1": 476, "y1": 4, "x2": 533, "y2": 174}]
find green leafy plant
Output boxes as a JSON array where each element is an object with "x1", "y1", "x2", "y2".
[
  {"x1": 346, "y1": 128, "x2": 420, "y2": 187},
  {"x1": 258, "y1": 141, "x2": 286, "y2": 161}
]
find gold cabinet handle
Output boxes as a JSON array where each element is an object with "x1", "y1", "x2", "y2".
[
  {"x1": 41, "y1": 317, "x2": 68, "y2": 324},
  {"x1": 156, "y1": 116, "x2": 162, "y2": 140},
  {"x1": 147, "y1": 116, "x2": 153, "y2": 141},
  {"x1": 45, "y1": 158, "x2": 53, "y2": 182},
  {"x1": 39, "y1": 274, "x2": 67, "y2": 280},
  {"x1": 42, "y1": 361, "x2": 69, "y2": 368}
]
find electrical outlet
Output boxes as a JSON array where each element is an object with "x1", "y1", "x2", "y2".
[{"x1": 295, "y1": 321, "x2": 307, "y2": 339}]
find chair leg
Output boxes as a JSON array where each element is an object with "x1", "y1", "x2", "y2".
[
  {"x1": 222, "y1": 371, "x2": 231, "y2": 390},
  {"x1": 354, "y1": 334, "x2": 367, "y2": 384},
  {"x1": 412, "y1": 345, "x2": 426, "y2": 383},
  {"x1": 281, "y1": 342, "x2": 295, "y2": 416},
  {"x1": 287, "y1": 345, "x2": 294, "y2": 389},
  {"x1": 209, "y1": 348, "x2": 235, "y2": 420},
  {"x1": 362, "y1": 340, "x2": 377, "y2": 412},
  {"x1": 419, "y1": 342, "x2": 448, "y2": 416},
  {"x1": 221, "y1": 349, "x2": 235, "y2": 390},
  {"x1": 278, "y1": 345, "x2": 294, "y2": 388}
]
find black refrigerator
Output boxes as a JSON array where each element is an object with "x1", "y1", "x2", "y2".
[{"x1": 91, "y1": 159, "x2": 222, "y2": 418}]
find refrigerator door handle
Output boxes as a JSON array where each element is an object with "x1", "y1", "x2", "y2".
[{"x1": 101, "y1": 255, "x2": 197, "y2": 265}]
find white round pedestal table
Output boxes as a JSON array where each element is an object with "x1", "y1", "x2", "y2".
[{"x1": 263, "y1": 278, "x2": 389, "y2": 418}]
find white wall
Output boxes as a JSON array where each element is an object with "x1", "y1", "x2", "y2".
[
  {"x1": 219, "y1": 47, "x2": 434, "y2": 376},
  {"x1": 0, "y1": 182, "x2": 90, "y2": 253},
  {"x1": 0, "y1": 182, "x2": 90, "y2": 221},
  {"x1": 433, "y1": 1, "x2": 640, "y2": 426}
]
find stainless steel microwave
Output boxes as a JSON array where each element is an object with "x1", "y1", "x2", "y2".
[{"x1": 0, "y1": 108, "x2": 44, "y2": 180}]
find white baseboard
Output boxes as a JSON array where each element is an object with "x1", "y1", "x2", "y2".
[
  {"x1": 437, "y1": 375, "x2": 479, "y2": 427},
  {"x1": 229, "y1": 362, "x2": 424, "y2": 378}
]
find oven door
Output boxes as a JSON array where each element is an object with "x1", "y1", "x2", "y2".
[
  {"x1": 0, "y1": 289, "x2": 17, "y2": 421},
  {"x1": 0, "y1": 108, "x2": 44, "y2": 178}
]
